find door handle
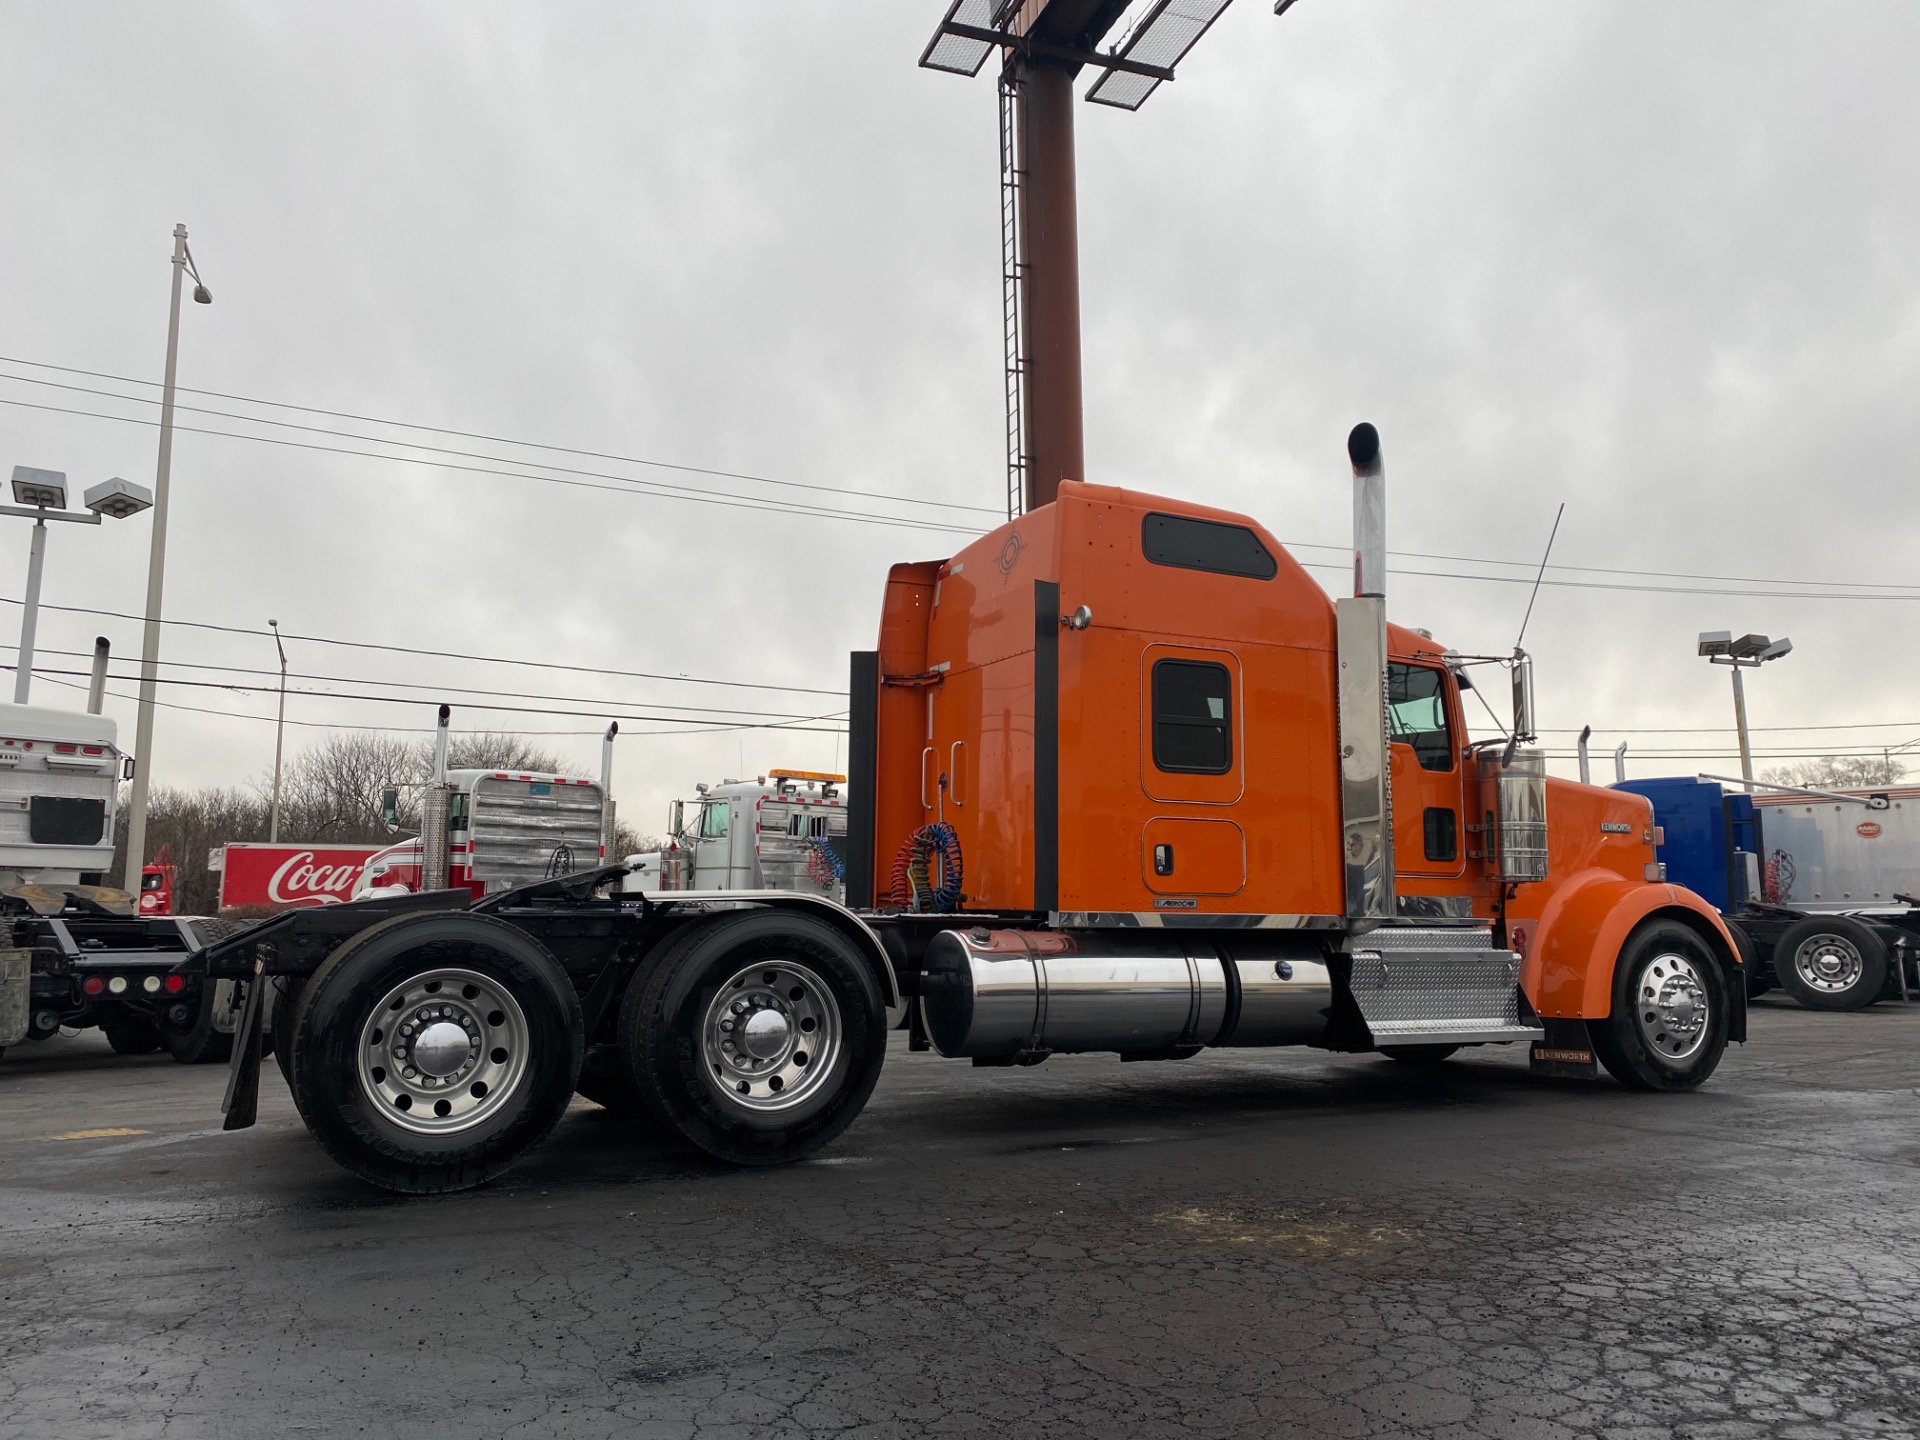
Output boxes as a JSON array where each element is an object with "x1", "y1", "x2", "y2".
[{"x1": 1153, "y1": 843, "x2": 1174, "y2": 876}]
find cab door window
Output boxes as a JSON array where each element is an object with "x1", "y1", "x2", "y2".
[
  {"x1": 1388, "y1": 663, "x2": 1454, "y2": 773},
  {"x1": 699, "y1": 800, "x2": 731, "y2": 839}
]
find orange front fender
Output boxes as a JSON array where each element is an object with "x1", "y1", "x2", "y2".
[{"x1": 1514, "y1": 870, "x2": 1739, "y2": 1020}]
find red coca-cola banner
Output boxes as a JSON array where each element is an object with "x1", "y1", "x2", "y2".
[{"x1": 218, "y1": 843, "x2": 385, "y2": 910}]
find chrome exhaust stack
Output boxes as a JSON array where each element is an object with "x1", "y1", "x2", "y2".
[
  {"x1": 420, "y1": 705, "x2": 453, "y2": 892},
  {"x1": 599, "y1": 722, "x2": 618, "y2": 863},
  {"x1": 86, "y1": 637, "x2": 110, "y2": 715},
  {"x1": 1336, "y1": 423, "x2": 1394, "y2": 923}
]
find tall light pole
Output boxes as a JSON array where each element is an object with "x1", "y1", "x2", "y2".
[
  {"x1": 123, "y1": 223, "x2": 212, "y2": 891},
  {"x1": 268, "y1": 618, "x2": 288, "y2": 842},
  {"x1": 1698, "y1": 631, "x2": 1793, "y2": 784},
  {"x1": 6, "y1": 469, "x2": 153, "y2": 704}
]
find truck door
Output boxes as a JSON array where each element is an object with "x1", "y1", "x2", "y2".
[
  {"x1": 692, "y1": 797, "x2": 733, "y2": 890},
  {"x1": 1388, "y1": 661, "x2": 1466, "y2": 881}
]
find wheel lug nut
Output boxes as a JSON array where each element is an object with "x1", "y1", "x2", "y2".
[{"x1": 731, "y1": 1000, "x2": 748, "y2": 1015}]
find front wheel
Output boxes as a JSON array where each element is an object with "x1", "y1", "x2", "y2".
[
  {"x1": 289, "y1": 913, "x2": 583, "y2": 1194},
  {"x1": 1773, "y1": 916, "x2": 1887, "y2": 1012},
  {"x1": 1591, "y1": 920, "x2": 1729, "y2": 1092},
  {"x1": 621, "y1": 910, "x2": 886, "y2": 1165}
]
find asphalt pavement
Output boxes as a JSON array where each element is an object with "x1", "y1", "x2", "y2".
[{"x1": 2, "y1": 995, "x2": 1917, "y2": 1439}]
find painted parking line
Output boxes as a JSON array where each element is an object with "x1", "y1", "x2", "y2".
[{"x1": 47, "y1": 1128, "x2": 151, "y2": 1141}]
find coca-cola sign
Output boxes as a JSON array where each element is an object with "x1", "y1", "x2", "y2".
[{"x1": 218, "y1": 843, "x2": 385, "y2": 910}]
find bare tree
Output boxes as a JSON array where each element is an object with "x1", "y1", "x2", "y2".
[{"x1": 1762, "y1": 755, "x2": 1906, "y2": 790}]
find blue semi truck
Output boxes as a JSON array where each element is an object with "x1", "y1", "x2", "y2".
[{"x1": 1618, "y1": 777, "x2": 1920, "y2": 1011}]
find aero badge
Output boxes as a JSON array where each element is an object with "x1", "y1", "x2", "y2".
[{"x1": 996, "y1": 529, "x2": 1025, "y2": 578}]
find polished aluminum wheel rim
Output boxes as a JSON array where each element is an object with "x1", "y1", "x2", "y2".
[
  {"x1": 701, "y1": 958, "x2": 840, "y2": 1114},
  {"x1": 1792, "y1": 934, "x2": 1864, "y2": 994},
  {"x1": 1635, "y1": 951, "x2": 1710, "y2": 1062},
  {"x1": 356, "y1": 968, "x2": 528, "y2": 1135}
]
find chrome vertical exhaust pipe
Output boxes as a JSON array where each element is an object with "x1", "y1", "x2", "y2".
[
  {"x1": 599, "y1": 721, "x2": 619, "y2": 863},
  {"x1": 1336, "y1": 422, "x2": 1394, "y2": 923},
  {"x1": 1577, "y1": 725, "x2": 1592, "y2": 785},
  {"x1": 86, "y1": 637, "x2": 110, "y2": 715}
]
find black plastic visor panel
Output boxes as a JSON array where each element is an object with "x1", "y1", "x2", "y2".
[{"x1": 1141, "y1": 513, "x2": 1278, "y2": 580}]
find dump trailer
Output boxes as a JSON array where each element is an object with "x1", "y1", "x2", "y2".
[
  {"x1": 181, "y1": 426, "x2": 1746, "y2": 1195},
  {"x1": 1619, "y1": 776, "x2": 1919, "y2": 1010}
]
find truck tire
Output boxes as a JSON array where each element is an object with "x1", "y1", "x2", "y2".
[
  {"x1": 1773, "y1": 916, "x2": 1887, "y2": 1012},
  {"x1": 620, "y1": 910, "x2": 887, "y2": 1166},
  {"x1": 1728, "y1": 924, "x2": 1771, "y2": 1000},
  {"x1": 1378, "y1": 1045, "x2": 1460, "y2": 1064},
  {"x1": 104, "y1": 1012, "x2": 165, "y2": 1055},
  {"x1": 1590, "y1": 920, "x2": 1729, "y2": 1092},
  {"x1": 271, "y1": 976, "x2": 306, "y2": 1090},
  {"x1": 166, "y1": 980, "x2": 237, "y2": 1065},
  {"x1": 575, "y1": 1045, "x2": 656, "y2": 1127},
  {"x1": 288, "y1": 912, "x2": 583, "y2": 1195}
]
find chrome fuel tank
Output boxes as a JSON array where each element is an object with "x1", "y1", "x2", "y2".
[{"x1": 921, "y1": 928, "x2": 1229, "y2": 1060}]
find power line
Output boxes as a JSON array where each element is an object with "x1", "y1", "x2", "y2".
[
  {"x1": 0, "y1": 396, "x2": 982, "y2": 538},
  {"x1": 8, "y1": 357, "x2": 1919, "y2": 599},
  {"x1": 14, "y1": 665, "x2": 850, "y2": 734},
  {"x1": 0, "y1": 362, "x2": 1002, "y2": 519},
  {"x1": 0, "y1": 595, "x2": 846, "y2": 697},
  {"x1": 10, "y1": 646, "x2": 843, "y2": 723}
]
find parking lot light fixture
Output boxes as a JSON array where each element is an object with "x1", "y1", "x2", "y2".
[
  {"x1": 5, "y1": 468, "x2": 148, "y2": 705},
  {"x1": 1699, "y1": 629, "x2": 1792, "y2": 784}
]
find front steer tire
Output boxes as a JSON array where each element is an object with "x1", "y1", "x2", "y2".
[
  {"x1": 621, "y1": 910, "x2": 886, "y2": 1166},
  {"x1": 1591, "y1": 920, "x2": 1729, "y2": 1092},
  {"x1": 288, "y1": 913, "x2": 583, "y2": 1195}
]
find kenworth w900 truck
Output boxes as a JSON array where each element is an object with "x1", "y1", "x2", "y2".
[{"x1": 184, "y1": 425, "x2": 1747, "y2": 1194}]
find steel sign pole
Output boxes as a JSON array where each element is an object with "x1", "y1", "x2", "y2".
[
  {"x1": 1016, "y1": 56, "x2": 1083, "y2": 512},
  {"x1": 122, "y1": 223, "x2": 189, "y2": 890}
]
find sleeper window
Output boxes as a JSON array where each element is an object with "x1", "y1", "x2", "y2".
[{"x1": 1152, "y1": 660, "x2": 1233, "y2": 774}]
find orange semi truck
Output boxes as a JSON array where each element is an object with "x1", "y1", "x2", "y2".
[{"x1": 188, "y1": 423, "x2": 1744, "y2": 1195}]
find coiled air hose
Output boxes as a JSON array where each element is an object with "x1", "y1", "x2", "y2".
[
  {"x1": 806, "y1": 837, "x2": 846, "y2": 888},
  {"x1": 888, "y1": 823, "x2": 964, "y2": 912}
]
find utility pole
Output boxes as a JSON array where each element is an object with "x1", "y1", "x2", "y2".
[
  {"x1": 123, "y1": 223, "x2": 212, "y2": 891},
  {"x1": 269, "y1": 618, "x2": 288, "y2": 842}
]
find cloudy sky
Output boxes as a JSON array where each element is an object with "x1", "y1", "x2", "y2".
[{"x1": 1, "y1": 0, "x2": 1916, "y2": 847}]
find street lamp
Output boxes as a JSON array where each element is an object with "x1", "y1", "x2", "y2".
[
  {"x1": 268, "y1": 618, "x2": 288, "y2": 842},
  {"x1": 1698, "y1": 630, "x2": 1793, "y2": 784},
  {"x1": 5, "y1": 467, "x2": 153, "y2": 704},
  {"x1": 122, "y1": 223, "x2": 213, "y2": 892}
]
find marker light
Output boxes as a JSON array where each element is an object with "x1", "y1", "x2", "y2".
[
  {"x1": 142, "y1": 975, "x2": 162, "y2": 993},
  {"x1": 107, "y1": 976, "x2": 128, "y2": 994},
  {"x1": 164, "y1": 974, "x2": 186, "y2": 993},
  {"x1": 82, "y1": 976, "x2": 106, "y2": 996}
]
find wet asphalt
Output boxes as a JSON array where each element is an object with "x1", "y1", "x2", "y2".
[{"x1": 1, "y1": 995, "x2": 1917, "y2": 1440}]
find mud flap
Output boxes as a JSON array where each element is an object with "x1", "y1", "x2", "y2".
[
  {"x1": 0, "y1": 949, "x2": 29, "y2": 1048},
  {"x1": 220, "y1": 968, "x2": 266, "y2": 1130},
  {"x1": 1529, "y1": 1017, "x2": 1599, "y2": 1078}
]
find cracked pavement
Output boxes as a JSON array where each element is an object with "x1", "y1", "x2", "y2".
[{"x1": 2, "y1": 996, "x2": 1917, "y2": 1438}]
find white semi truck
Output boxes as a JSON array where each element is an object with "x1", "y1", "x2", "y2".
[
  {"x1": 624, "y1": 770, "x2": 848, "y2": 899},
  {"x1": 0, "y1": 695, "x2": 236, "y2": 1064}
]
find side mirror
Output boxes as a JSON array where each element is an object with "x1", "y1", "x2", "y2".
[
  {"x1": 1510, "y1": 652, "x2": 1536, "y2": 744},
  {"x1": 668, "y1": 799, "x2": 684, "y2": 837},
  {"x1": 122, "y1": 756, "x2": 136, "y2": 781},
  {"x1": 380, "y1": 787, "x2": 400, "y2": 834}
]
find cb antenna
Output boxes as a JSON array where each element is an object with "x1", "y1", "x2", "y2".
[{"x1": 1513, "y1": 502, "x2": 1566, "y2": 652}]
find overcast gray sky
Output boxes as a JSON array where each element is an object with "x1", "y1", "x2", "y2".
[{"x1": 1, "y1": 0, "x2": 1916, "y2": 841}]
